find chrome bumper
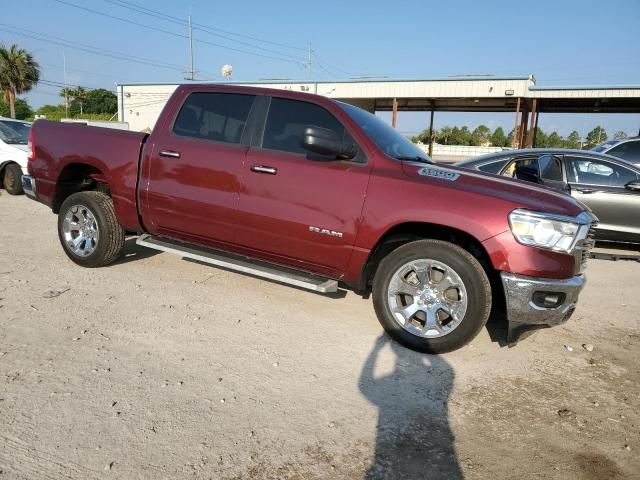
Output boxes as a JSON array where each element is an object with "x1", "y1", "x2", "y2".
[
  {"x1": 21, "y1": 175, "x2": 37, "y2": 200},
  {"x1": 500, "y1": 272, "x2": 585, "y2": 326}
]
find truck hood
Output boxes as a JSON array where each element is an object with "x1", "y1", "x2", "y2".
[{"x1": 401, "y1": 161, "x2": 586, "y2": 218}]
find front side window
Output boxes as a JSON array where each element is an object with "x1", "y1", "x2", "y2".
[
  {"x1": 262, "y1": 98, "x2": 346, "y2": 156},
  {"x1": 566, "y1": 156, "x2": 638, "y2": 187},
  {"x1": 173, "y1": 92, "x2": 255, "y2": 144}
]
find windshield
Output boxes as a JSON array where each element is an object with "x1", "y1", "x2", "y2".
[
  {"x1": 591, "y1": 140, "x2": 618, "y2": 153},
  {"x1": 0, "y1": 120, "x2": 30, "y2": 145},
  {"x1": 339, "y1": 102, "x2": 432, "y2": 163}
]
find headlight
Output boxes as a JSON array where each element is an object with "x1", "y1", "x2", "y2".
[{"x1": 508, "y1": 209, "x2": 587, "y2": 253}]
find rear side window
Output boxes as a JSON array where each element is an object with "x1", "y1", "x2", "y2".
[
  {"x1": 262, "y1": 98, "x2": 346, "y2": 156},
  {"x1": 173, "y1": 92, "x2": 255, "y2": 144}
]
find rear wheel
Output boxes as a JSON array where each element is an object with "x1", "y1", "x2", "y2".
[
  {"x1": 57, "y1": 191, "x2": 125, "y2": 267},
  {"x1": 372, "y1": 239, "x2": 491, "y2": 354},
  {"x1": 3, "y1": 163, "x2": 24, "y2": 195}
]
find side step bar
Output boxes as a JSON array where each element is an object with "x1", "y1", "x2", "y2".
[{"x1": 136, "y1": 234, "x2": 339, "y2": 293}]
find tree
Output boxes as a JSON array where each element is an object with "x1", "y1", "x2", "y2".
[
  {"x1": 0, "y1": 98, "x2": 33, "y2": 119},
  {"x1": 535, "y1": 128, "x2": 548, "y2": 147},
  {"x1": 34, "y1": 104, "x2": 67, "y2": 121},
  {"x1": 547, "y1": 132, "x2": 563, "y2": 148},
  {"x1": 59, "y1": 87, "x2": 74, "y2": 113},
  {"x1": 470, "y1": 125, "x2": 491, "y2": 146},
  {"x1": 73, "y1": 87, "x2": 89, "y2": 115},
  {"x1": 84, "y1": 88, "x2": 117, "y2": 115},
  {"x1": 437, "y1": 126, "x2": 453, "y2": 145},
  {"x1": 0, "y1": 43, "x2": 40, "y2": 118},
  {"x1": 564, "y1": 131, "x2": 581, "y2": 149},
  {"x1": 586, "y1": 126, "x2": 607, "y2": 148},
  {"x1": 489, "y1": 127, "x2": 507, "y2": 147},
  {"x1": 613, "y1": 131, "x2": 628, "y2": 140}
]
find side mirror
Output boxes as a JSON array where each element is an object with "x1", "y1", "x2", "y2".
[
  {"x1": 625, "y1": 180, "x2": 640, "y2": 192},
  {"x1": 301, "y1": 126, "x2": 357, "y2": 160}
]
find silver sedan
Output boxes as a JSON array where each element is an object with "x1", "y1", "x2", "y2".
[{"x1": 456, "y1": 148, "x2": 640, "y2": 244}]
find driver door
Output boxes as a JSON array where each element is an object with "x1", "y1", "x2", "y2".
[
  {"x1": 565, "y1": 155, "x2": 640, "y2": 241},
  {"x1": 235, "y1": 96, "x2": 370, "y2": 277}
]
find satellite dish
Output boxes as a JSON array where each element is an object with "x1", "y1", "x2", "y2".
[{"x1": 221, "y1": 64, "x2": 233, "y2": 80}]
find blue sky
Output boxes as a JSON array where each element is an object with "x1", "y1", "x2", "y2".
[{"x1": 4, "y1": 0, "x2": 640, "y2": 138}]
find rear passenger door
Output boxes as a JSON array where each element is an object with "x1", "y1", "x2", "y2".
[
  {"x1": 236, "y1": 96, "x2": 371, "y2": 277},
  {"x1": 141, "y1": 91, "x2": 256, "y2": 246}
]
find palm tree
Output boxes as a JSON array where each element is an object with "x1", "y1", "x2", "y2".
[
  {"x1": 59, "y1": 87, "x2": 74, "y2": 114},
  {"x1": 0, "y1": 44, "x2": 40, "y2": 119},
  {"x1": 74, "y1": 86, "x2": 88, "y2": 115}
]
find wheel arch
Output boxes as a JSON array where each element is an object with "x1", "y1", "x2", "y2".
[
  {"x1": 53, "y1": 162, "x2": 111, "y2": 213},
  {"x1": 359, "y1": 222, "x2": 504, "y2": 311}
]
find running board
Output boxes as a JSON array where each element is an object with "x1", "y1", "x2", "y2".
[{"x1": 136, "y1": 234, "x2": 339, "y2": 293}]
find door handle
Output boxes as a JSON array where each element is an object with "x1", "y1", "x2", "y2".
[
  {"x1": 576, "y1": 188, "x2": 594, "y2": 194},
  {"x1": 250, "y1": 165, "x2": 277, "y2": 175},
  {"x1": 159, "y1": 149, "x2": 181, "y2": 159}
]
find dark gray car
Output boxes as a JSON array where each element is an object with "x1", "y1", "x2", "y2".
[
  {"x1": 456, "y1": 148, "x2": 640, "y2": 243},
  {"x1": 592, "y1": 137, "x2": 640, "y2": 167}
]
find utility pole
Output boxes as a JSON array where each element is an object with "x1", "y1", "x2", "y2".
[
  {"x1": 187, "y1": 15, "x2": 194, "y2": 81},
  {"x1": 63, "y1": 51, "x2": 68, "y2": 117},
  {"x1": 306, "y1": 43, "x2": 312, "y2": 81}
]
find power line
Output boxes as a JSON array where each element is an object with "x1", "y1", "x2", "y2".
[
  {"x1": 105, "y1": 0, "x2": 307, "y2": 52},
  {"x1": 0, "y1": 24, "x2": 187, "y2": 72},
  {"x1": 51, "y1": 0, "x2": 305, "y2": 67},
  {"x1": 311, "y1": 52, "x2": 355, "y2": 77}
]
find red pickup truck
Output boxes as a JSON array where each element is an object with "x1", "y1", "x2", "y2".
[{"x1": 23, "y1": 84, "x2": 596, "y2": 353}]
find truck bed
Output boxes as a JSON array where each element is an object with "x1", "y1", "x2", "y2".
[{"x1": 29, "y1": 120, "x2": 148, "y2": 231}]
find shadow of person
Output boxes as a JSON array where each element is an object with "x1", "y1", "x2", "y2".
[{"x1": 359, "y1": 335, "x2": 462, "y2": 480}]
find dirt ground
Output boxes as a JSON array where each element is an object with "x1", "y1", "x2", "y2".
[{"x1": 0, "y1": 193, "x2": 638, "y2": 480}]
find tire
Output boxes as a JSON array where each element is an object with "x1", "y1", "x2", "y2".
[
  {"x1": 372, "y1": 239, "x2": 491, "y2": 354},
  {"x1": 57, "y1": 191, "x2": 125, "y2": 268},
  {"x1": 3, "y1": 163, "x2": 24, "y2": 195}
]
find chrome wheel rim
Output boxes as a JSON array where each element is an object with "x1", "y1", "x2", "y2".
[
  {"x1": 62, "y1": 204, "x2": 99, "y2": 257},
  {"x1": 387, "y1": 259, "x2": 468, "y2": 338}
]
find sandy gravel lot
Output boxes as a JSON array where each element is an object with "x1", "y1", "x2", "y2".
[{"x1": 0, "y1": 193, "x2": 638, "y2": 479}]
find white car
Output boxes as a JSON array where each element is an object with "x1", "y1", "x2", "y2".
[{"x1": 0, "y1": 117, "x2": 31, "y2": 195}]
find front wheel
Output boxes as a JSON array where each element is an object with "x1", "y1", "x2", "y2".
[
  {"x1": 3, "y1": 163, "x2": 24, "y2": 195},
  {"x1": 57, "y1": 191, "x2": 125, "y2": 268},
  {"x1": 372, "y1": 239, "x2": 492, "y2": 354}
]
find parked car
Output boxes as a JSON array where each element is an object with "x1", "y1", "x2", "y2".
[
  {"x1": 22, "y1": 85, "x2": 596, "y2": 353},
  {"x1": 592, "y1": 137, "x2": 640, "y2": 167},
  {"x1": 0, "y1": 117, "x2": 31, "y2": 195},
  {"x1": 456, "y1": 149, "x2": 640, "y2": 244}
]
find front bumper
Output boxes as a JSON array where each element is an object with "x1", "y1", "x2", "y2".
[
  {"x1": 21, "y1": 174, "x2": 37, "y2": 200},
  {"x1": 500, "y1": 272, "x2": 585, "y2": 327}
]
